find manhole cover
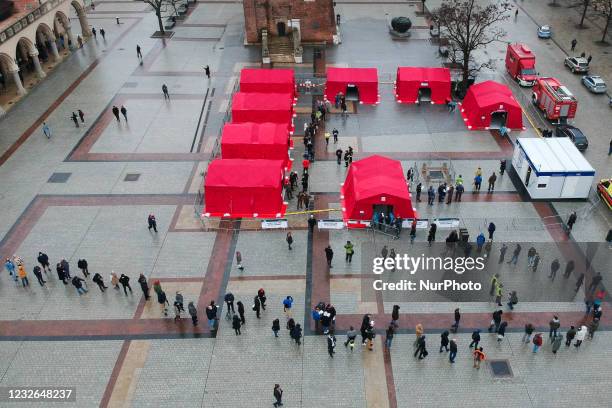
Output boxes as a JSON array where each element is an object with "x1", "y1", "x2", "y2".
[
  {"x1": 489, "y1": 359, "x2": 513, "y2": 378},
  {"x1": 429, "y1": 170, "x2": 445, "y2": 180},
  {"x1": 48, "y1": 172, "x2": 72, "y2": 183},
  {"x1": 124, "y1": 173, "x2": 141, "y2": 182}
]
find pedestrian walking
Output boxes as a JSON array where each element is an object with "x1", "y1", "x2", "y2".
[
  {"x1": 224, "y1": 292, "x2": 235, "y2": 315},
  {"x1": 77, "y1": 258, "x2": 89, "y2": 278},
  {"x1": 507, "y1": 244, "x2": 521, "y2": 265},
  {"x1": 32, "y1": 265, "x2": 46, "y2": 286},
  {"x1": 71, "y1": 276, "x2": 87, "y2": 295},
  {"x1": 588, "y1": 318, "x2": 599, "y2": 339},
  {"x1": 206, "y1": 301, "x2": 218, "y2": 330},
  {"x1": 567, "y1": 211, "x2": 577, "y2": 232},
  {"x1": 272, "y1": 318, "x2": 281, "y2": 337},
  {"x1": 409, "y1": 219, "x2": 417, "y2": 245},
  {"x1": 335, "y1": 148, "x2": 343, "y2": 165},
  {"x1": 59, "y1": 258, "x2": 70, "y2": 279},
  {"x1": 100, "y1": 28, "x2": 106, "y2": 40},
  {"x1": 446, "y1": 184, "x2": 454, "y2": 204},
  {"x1": 324, "y1": 132, "x2": 330, "y2": 146},
  {"x1": 56, "y1": 263, "x2": 67, "y2": 284},
  {"x1": 469, "y1": 329, "x2": 481, "y2": 349},
  {"x1": 564, "y1": 260, "x2": 575, "y2": 278},
  {"x1": 476, "y1": 233, "x2": 485, "y2": 252},
  {"x1": 497, "y1": 321, "x2": 508, "y2": 341},
  {"x1": 532, "y1": 252, "x2": 540, "y2": 272},
  {"x1": 344, "y1": 241, "x2": 354, "y2": 263},
  {"x1": 565, "y1": 326, "x2": 576, "y2": 346},
  {"x1": 174, "y1": 292, "x2": 184, "y2": 313},
  {"x1": 92, "y1": 27, "x2": 97, "y2": 38},
  {"x1": 253, "y1": 295, "x2": 261, "y2": 318},
  {"x1": 549, "y1": 259, "x2": 560, "y2": 280},
  {"x1": 147, "y1": 214, "x2": 157, "y2": 232},
  {"x1": 344, "y1": 326, "x2": 357, "y2": 351},
  {"x1": 473, "y1": 347, "x2": 486, "y2": 369},
  {"x1": 451, "y1": 308, "x2": 460, "y2": 332},
  {"x1": 119, "y1": 274, "x2": 132, "y2": 295},
  {"x1": 385, "y1": 325, "x2": 395, "y2": 349},
  {"x1": 5, "y1": 258, "x2": 16, "y2": 281},
  {"x1": 232, "y1": 314, "x2": 242, "y2": 335},
  {"x1": 71, "y1": 112, "x2": 79, "y2": 127},
  {"x1": 237, "y1": 301, "x2": 245, "y2": 325},
  {"x1": 416, "y1": 182, "x2": 422, "y2": 202},
  {"x1": 587, "y1": 54, "x2": 592, "y2": 64},
  {"x1": 571, "y1": 38, "x2": 577, "y2": 51},
  {"x1": 157, "y1": 290, "x2": 169, "y2": 316},
  {"x1": 360, "y1": 314, "x2": 371, "y2": 345},
  {"x1": 574, "y1": 325, "x2": 587, "y2": 347},
  {"x1": 162, "y1": 84, "x2": 169, "y2": 99},
  {"x1": 414, "y1": 335, "x2": 427, "y2": 359},
  {"x1": 185, "y1": 302, "x2": 197, "y2": 326},
  {"x1": 136, "y1": 44, "x2": 142, "y2": 60},
  {"x1": 286, "y1": 232, "x2": 293, "y2": 250},
  {"x1": 487, "y1": 172, "x2": 497, "y2": 192},
  {"x1": 522, "y1": 323, "x2": 535, "y2": 343},
  {"x1": 204, "y1": 65, "x2": 210, "y2": 78},
  {"x1": 138, "y1": 274, "x2": 150, "y2": 300},
  {"x1": 507, "y1": 291, "x2": 518, "y2": 310},
  {"x1": 449, "y1": 338, "x2": 458, "y2": 363},
  {"x1": 473, "y1": 174, "x2": 482, "y2": 192},
  {"x1": 283, "y1": 295, "x2": 294, "y2": 317},
  {"x1": 235, "y1": 251, "x2": 244, "y2": 270},
  {"x1": 120, "y1": 105, "x2": 127, "y2": 121},
  {"x1": 290, "y1": 323, "x2": 302, "y2": 345},
  {"x1": 440, "y1": 330, "x2": 450, "y2": 352},
  {"x1": 173, "y1": 301, "x2": 182, "y2": 322},
  {"x1": 514, "y1": 8, "x2": 518, "y2": 20},
  {"x1": 273, "y1": 384, "x2": 283, "y2": 407},
  {"x1": 427, "y1": 223, "x2": 437, "y2": 246},
  {"x1": 37, "y1": 252, "x2": 51, "y2": 273},
  {"x1": 500, "y1": 160, "x2": 506, "y2": 175},
  {"x1": 327, "y1": 333, "x2": 337, "y2": 357},
  {"x1": 588, "y1": 272, "x2": 602, "y2": 293},
  {"x1": 92, "y1": 273, "x2": 107, "y2": 292},
  {"x1": 454, "y1": 183, "x2": 464, "y2": 202},
  {"x1": 552, "y1": 334, "x2": 563, "y2": 354},
  {"x1": 487, "y1": 222, "x2": 496, "y2": 240},
  {"x1": 78, "y1": 109, "x2": 85, "y2": 123},
  {"x1": 532, "y1": 333, "x2": 543, "y2": 353},
  {"x1": 489, "y1": 274, "x2": 500, "y2": 297},
  {"x1": 112, "y1": 106, "x2": 120, "y2": 121},
  {"x1": 488, "y1": 310, "x2": 503, "y2": 333}
]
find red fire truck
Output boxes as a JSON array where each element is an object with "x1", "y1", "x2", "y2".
[
  {"x1": 532, "y1": 77, "x2": 578, "y2": 122},
  {"x1": 505, "y1": 43, "x2": 537, "y2": 86}
]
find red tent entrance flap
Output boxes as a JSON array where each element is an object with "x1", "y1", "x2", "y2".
[
  {"x1": 204, "y1": 159, "x2": 287, "y2": 218},
  {"x1": 231, "y1": 92, "x2": 295, "y2": 132},
  {"x1": 341, "y1": 155, "x2": 416, "y2": 227},
  {"x1": 324, "y1": 67, "x2": 380, "y2": 105},
  {"x1": 239, "y1": 68, "x2": 297, "y2": 97},
  {"x1": 395, "y1": 67, "x2": 451, "y2": 104},
  {"x1": 221, "y1": 122, "x2": 292, "y2": 169},
  {"x1": 459, "y1": 80, "x2": 524, "y2": 130}
]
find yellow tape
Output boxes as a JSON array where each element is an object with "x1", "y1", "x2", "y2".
[{"x1": 515, "y1": 98, "x2": 542, "y2": 138}]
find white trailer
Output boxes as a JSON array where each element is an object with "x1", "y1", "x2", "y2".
[{"x1": 512, "y1": 137, "x2": 595, "y2": 199}]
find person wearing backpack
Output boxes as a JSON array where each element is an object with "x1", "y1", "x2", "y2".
[
  {"x1": 473, "y1": 347, "x2": 486, "y2": 369},
  {"x1": 469, "y1": 329, "x2": 481, "y2": 349},
  {"x1": 532, "y1": 333, "x2": 543, "y2": 353},
  {"x1": 345, "y1": 326, "x2": 357, "y2": 351}
]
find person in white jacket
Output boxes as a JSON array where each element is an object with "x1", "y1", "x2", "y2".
[{"x1": 574, "y1": 325, "x2": 588, "y2": 348}]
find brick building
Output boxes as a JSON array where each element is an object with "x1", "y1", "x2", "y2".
[{"x1": 243, "y1": 0, "x2": 336, "y2": 44}]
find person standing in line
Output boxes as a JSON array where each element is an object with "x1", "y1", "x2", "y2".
[
  {"x1": 232, "y1": 313, "x2": 242, "y2": 335},
  {"x1": 253, "y1": 295, "x2": 261, "y2": 319},
  {"x1": 77, "y1": 258, "x2": 89, "y2": 278},
  {"x1": 273, "y1": 384, "x2": 283, "y2": 407},
  {"x1": 345, "y1": 326, "x2": 357, "y2": 351},
  {"x1": 532, "y1": 333, "x2": 543, "y2": 353},
  {"x1": 446, "y1": 184, "x2": 454, "y2": 204},
  {"x1": 32, "y1": 265, "x2": 45, "y2": 286},
  {"x1": 162, "y1": 84, "x2": 169, "y2": 99},
  {"x1": 551, "y1": 334, "x2": 563, "y2": 354},
  {"x1": 120, "y1": 105, "x2": 128, "y2": 121},
  {"x1": 574, "y1": 325, "x2": 587, "y2": 347},
  {"x1": 157, "y1": 290, "x2": 169, "y2": 316},
  {"x1": 286, "y1": 232, "x2": 293, "y2": 250},
  {"x1": 416, "y1": 182, "x2": 422, "y2": 202},
  {"x1": 440, "y1": 330, "x2": 450, "y2": 352},
  {"x1": 111, "y1": 106, "x2": 120, "y2": 122},
  {"x1": 272, "y1": 318, "x2": 281, "y2": 337},
  {"x1": 385, "y1": 325, "x2": 395, "y2": 349},
  {"x1": 136, "y1": 44, "x2": 142, "y2": 60},
  {"x1": 344, "y1": 241, "x2": 354, "y2": 263},
  {"x1": 469, "y1": 329, "x2": 481, "y2": 349},
  {"x1": 206, "y1": 301, "x2": 218, "y2": 330},
  {"x1": 427, "y1": 186, "x2": 435, "y2": 205},
  {"x1": 119, "y1": 274, "x2": 132, "y2": 295},
  {"x1": 110, "y1": 272, "x2": 120, "y2": 289},
  {"x1": 92, "y1": 273, "x2": 107, "y2": 292},
  {"x1": 71, "y1": 276, "x2": 87, "y2": 295},
  {"x1": 78, "y1": 109, "x2": 85, "y2": 123},
  {"x1": 454, "y1": 182, "x2": 464, "y2": 202},
  {"x1": 147, "y1": 214, "x2": 158, "y2": 232},
  {"x1": 237, "y1": 301, "x2": 245, "y2": 325},
  {"x1": 565, "y1": 326, "x2": 576, "y2": 346},
  {"x1": 224, "y1": 292, "x2": 235, "y2": 314},
  {"x1": 327, "y1": 333, "x2": 337, "y2": 357},
  {"x1": 37, "y1": 252, "x2": 51, "y2": 273},
  {"x1": 335, "y1": 148, "x2": 343, "y2": 165},
  {"x1": 290, "y1": 323, "x2": 302, "y2": 345},
  {"x1": 138, "y1": 274, "x2": 150, "y2": 300},
  {"x1": 449, "y1": 338, "x2": 458, "y2": 363},
  {"x1": 488, "y1": 222, "x2": 496, "y2": 240},
  {"x1": 188, "y1": 302, "x2": 198, "y2": 326},
  {"x1": 487, "y1": 172, "x2": 497, "y2": 192},
  {"x1": 522, "y1": 323, "x2": 534, "y2": 343},
  {"x1": 235, "y1": 251, "x2": 244, "y2": 270},
  {"x1": 473, "y1": 347, "x2": 485, "y2": 368}
]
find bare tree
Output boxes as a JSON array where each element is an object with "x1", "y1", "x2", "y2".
[
  {"x1": 592, "y1": 0, "x2": 612, "y2": 42},
  {"x1": 432, "y1": 0, "x2": 511, "y2": 90},
  {"x1": 143, "y1": 0, "x2": 166, "y2": 35},
  {"x1": 579, "y1": 0, "x2": 590, "y2": 28}
]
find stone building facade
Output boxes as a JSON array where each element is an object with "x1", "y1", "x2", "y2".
[{"x1": 243, "y1": 0, "x2": 336, "y2": 44}]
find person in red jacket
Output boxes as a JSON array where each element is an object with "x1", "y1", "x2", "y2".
[{"x1": 532, "y1": 333, "x2": 543, "y2": 353}]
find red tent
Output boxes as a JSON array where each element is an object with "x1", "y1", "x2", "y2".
[
  {"x1": 231, "y1": 92, "x2": 295, "y2": 132},
  {"x1": 460, "y1": 81, "x2": 524, "y2": 130},
  {"x1": 341, "y1": 155, "x2": 416, "y2": 228},
  {"x1": 221, "y1": 122, "x2": 292, "y2": 170},
  {"x1": 239, "y1": 69, "x2": 296, "y2": 97},
  {"x1": 204, "y1": 159, "x2": 287, "y2": 218},
  {"x1": 325, "y1": 67, "x2": 379, "y2": 105},
  {"x1": 395, "y1": 67, "x2": 451, "y2": 104}
]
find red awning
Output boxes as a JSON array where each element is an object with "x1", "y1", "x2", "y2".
[
  {"x1": 231, "y1": 92, "x2": 295, "y2": 130},
  {"x1": 204, "y1": 159, "x2": 287, "y2": 218},
  {"x1": 460, "y1": 80, "x2": 524, "y2": 130},
  {"x1": 325, "y1": 67, "x2": 379, "y2": 104},
  {"x1": 239, "y1": 69, "x2": 296, "y2": 96},
  {"x1": 221, "y1": 122, "x2": 291, "y2": 169},
  {"x1": 341, "y1": 155, "x2": 415, "y2": 226},
  {"x1": 395, "y1": 67, "x2": 451, "y2": 104}
]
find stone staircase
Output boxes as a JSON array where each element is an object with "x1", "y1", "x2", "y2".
[{"x1": 268, "y1": 34, "x2": 295, "y2": 63}]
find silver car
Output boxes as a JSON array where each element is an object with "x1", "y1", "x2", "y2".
[
  {"x1": 581, "y1": 75, "x2": 607, "y2": 94},
  {"x1": 564, "y1": 57, "x2": 589, "y2": 73}
]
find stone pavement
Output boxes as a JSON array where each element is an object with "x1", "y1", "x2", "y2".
[{"x1": 0, "y1": 0, "x2": 610, "y2": 406}]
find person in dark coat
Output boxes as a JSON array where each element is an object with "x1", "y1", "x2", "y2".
[
  {"x1": 488, "y1": 310, "x2": 503, "y2": 332},
  {"x1": 449, "y1": 338, "x2": 458, "y2": 363},
  {"x1": 469, "y1": 329, "x2": 481, "y2": 349},
  {"x1": 224, "y1": 292, "x2": 235, "y2": 314},
  {"x1": 188, "y1": 302, "x2": 198, "y2": 326},
  {"x1": 147, "y1": 214, "x2": 157, "y2": 232},
  {"x1": 440, "y1": 330, "x2": 450, "y2": 352},
  {"x1": 253, "y1": 295, "x2": 261, "y2": 318},
  {"x1": 205, "y1": 301, "x2": 218, "y2": 330},
  {"x1": 232, "y1": 314, "x2": 242, "y2": 335},
  {"x1": 60, "y1": 259, "x2": 71, "y2": 279},
  {"x1": 325, "y1": 245, "x2": 334, "y2": 267},
  {"x1": 119, "y1": 274, "x2": 132, "y2": 295},
  {"x1": 290, "y1": 323, "x2": 302, "y2": 345},
  {"x1": 37, "y1": 252, "x2": 51, "y2": 272},
  {"x1": 497, "y1": 321, "x2": 508, "y2": 341},
  {"x1": 414, "y1": 335, "x2": 427, "y2": 359},
  {"x1": 452, "y1": 308, "x2": 461, "y2": 332},
  {"x1": 565, "y1": 326, "x2": 576, "y2": 346},
  {"x1": 391, "y1": 305, "x2": 400, "y2": 327},
  {"x1": 92, "y1": 273, "x2": 107, "y2": 292},
  {"x1": 360, "y1": 314, "x2": 371, "y2": 345},
  {"x1": 157, "y1": 290, "x2": 169, "y2": 316},
  {"x1": 273, "y1": 384, "x2": 283, "y2": 407},
  {"x1": 32, "y1": 265, "x2": 46, "y2": 286},
  {"x1": 327, "y1": 333, "x2": 337, "y2": 357},
  {"x1": 77, "y1": 258, "x2": 89, "y2": 277},
  {"x1": 138, "y1": 274, "x2": 149, "y2": 300},
  {"x1": 416, "y1": 183, "x2": 422, "y2": 202},
  {"x1": 258, "y1": 288, "x2": 267, "y2": 310},
  {"x1": 272, "y1": 318, "x2": 281, "y2": 337},
  {"x1": 56, "y1": 262, "x2": 67, "y2": 284},
  {"x1": 71, "y1": 276, "x2": 88, "y2": 295},
  {"x1": 237, "y1": 301, "x2": 245, "y2": 324}
]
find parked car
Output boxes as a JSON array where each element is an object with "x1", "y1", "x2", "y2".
[
  {"x1": 555, "y1": 125, "x2": 588, "y2": 151},
  {"x1": 581, "y1": 75, "x2": 607, "y2": 93},
  {"x1": 537, "y1": 25, "x2": 552, "y2": 39},
  {"x1": 564, "y1": 57, "x2": 589, "y2": 73}
]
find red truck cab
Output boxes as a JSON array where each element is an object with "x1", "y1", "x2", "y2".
[
  {"x1": 505, "y1": 43, "x2": 537, "y2": 87},
  {"x1": 532, "y1": 77, "x2": 578, "y2": 122}
]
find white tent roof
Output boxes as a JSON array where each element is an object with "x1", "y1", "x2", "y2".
[{"x1": 516, "y1": 137, "x2": 595, "y2": 176}]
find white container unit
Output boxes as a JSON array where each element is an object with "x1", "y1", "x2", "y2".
[{"x1": 512, "y1": 137, "x2": 595, "y2": 199}]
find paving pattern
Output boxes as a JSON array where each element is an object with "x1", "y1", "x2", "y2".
[{"x1": 0, "y1": 0, "x2": 610, "y2": 407}]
